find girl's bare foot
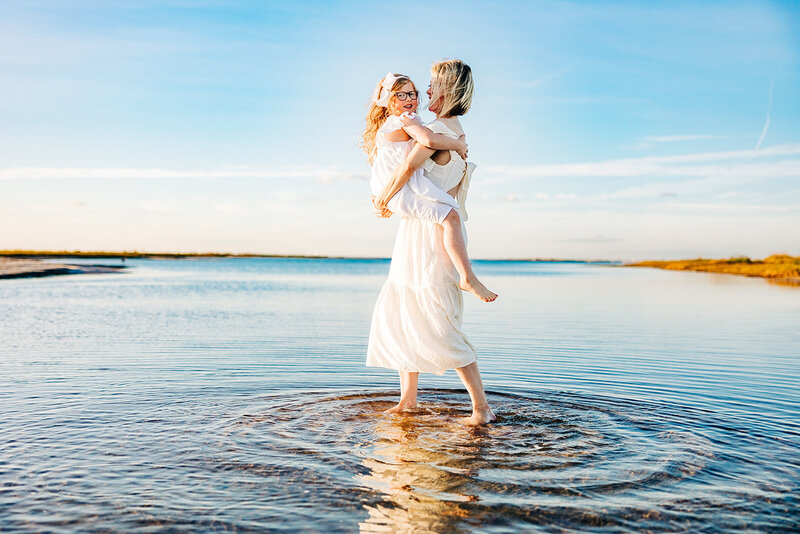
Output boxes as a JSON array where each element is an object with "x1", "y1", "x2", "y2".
[
  {"x1": 384, "y1": 401, "x2": 418, "y2": 413},
  {"x1": 460, "y1": 275, "x2": 498, "y2": 302},
  {"x1": 458, "y1": 406, "x2": 497, "y2": 426}
]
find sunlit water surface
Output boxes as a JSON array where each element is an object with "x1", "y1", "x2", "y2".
[{"x1": 1, "y1": 258, "x2": 798, "y2": 532}]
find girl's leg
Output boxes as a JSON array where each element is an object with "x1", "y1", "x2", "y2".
[
  {"x1": 440, "y1": 209, "x2": 498, "y2": 302},
  {"x1": 384, "y1": 370, "x2": 419, "y2": 413},
  {"x1": 454, "y1": 362, "x2": 496, "y2": 425}
]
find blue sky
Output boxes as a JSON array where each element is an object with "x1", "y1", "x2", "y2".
[{"x1": 1, "y1": 0, "x2": 798, "y2": 259}]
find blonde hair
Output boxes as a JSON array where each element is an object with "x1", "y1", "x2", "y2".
[
  {"x1": 361, "y1": 74, "x2": 416, "y2": 164},
  {"x1": 429, "y1": 59, "x2": 473, "y2": 117}
]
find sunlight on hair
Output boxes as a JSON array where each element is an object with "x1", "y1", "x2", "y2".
[
  {"x1": 361, "y1": 74, "x2": 417, "y2": 164},
  {"x1": 429, "y1": 59, "x2": 474, "y2": 117}
]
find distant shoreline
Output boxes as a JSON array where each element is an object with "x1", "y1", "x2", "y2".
[
  {"x1": 0, "y1": 250, "x2": 614, "y2": 263},
  {"x1": 0, "y1": 251, "x2": 616, "y2": 280},
  {"x1": 0, "y1": 258, "x2": 127, "y2": 280},
  {"x1": 4, "y1": 251, "x2": 798, "y2": 284}
]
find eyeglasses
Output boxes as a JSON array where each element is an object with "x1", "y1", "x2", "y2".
[{"x1": 394, "y1": 91, "x2": 419, "y2": 101}]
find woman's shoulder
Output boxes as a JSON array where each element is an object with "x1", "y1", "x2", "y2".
[{"x1": 426, "y1": 118, "x2": 462, "y2": 137}]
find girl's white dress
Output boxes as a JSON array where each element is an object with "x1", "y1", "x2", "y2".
[
  {"x1": 367, "y1": 119, "x2": 478, "y2": 375},
  {"x1": 369, "y1": 113, "x2": 459, "y2": 224}
]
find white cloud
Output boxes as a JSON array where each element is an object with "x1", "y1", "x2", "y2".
[
  {"x1": 657, "y1": 200, "x2": 800, "y2": 214},
  {"x1": 138, "y1": 200, "x2": 184, "y2": 213},
  {"x1": 755, "y1": 78, "x2": 775, "y2": 151},
  {"x1": 561, "y1": 235, "x2": 622, "y2": 243},
  {"x1": 642, "y1": 134, "x2": 729, "y2": 142},
  {"x1": 2, "y1": 147, "x2": 796, "y2": 189},
  {"x1": 530, "y1": 192, "x2": 578, "y2": 201},
  {"x1": 523, "y1": 66, "x2": 572, "y2": 89},
  {"x1": 484, "y1": 142, "x2": 800, "y2": 181},
  {"x1": 0, "y1": 166, "x2": 365, "y2": 181},
  {"x1": 212, "y1": 202, "x2": 244, "y2": 213}
]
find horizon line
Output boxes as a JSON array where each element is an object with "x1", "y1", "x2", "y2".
[
  {"x1": 2, "y1": 249, "x2": 791, "y2": 263},
  {"x1": 0, "y1": 249, "x2": 623, "y2": 263}
]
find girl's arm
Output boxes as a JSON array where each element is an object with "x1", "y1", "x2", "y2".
[
  {"x1": 383, "y1": 129, "x2": 412, "y2": 143},
  {"x1": 374, "y1": 142, "x2": 436, "y2": 211},
  {"x1": 400, "y1": 114, "x2": 467, "y2": 157}
]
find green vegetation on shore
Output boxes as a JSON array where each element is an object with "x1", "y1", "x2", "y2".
[
  {"x1": 0, "y1": 250, "x2": 339, "y2": 260},
  {"x1": 0, "y1": 250, "x2": 604, "y2": 262},
  {"x1": 628, "y1": 255, "x2": 800, "y2": 280}
]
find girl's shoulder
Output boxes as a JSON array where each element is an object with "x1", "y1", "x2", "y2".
[{"x1": 379, "y1": 114, "x2": 406, "y2": 133}]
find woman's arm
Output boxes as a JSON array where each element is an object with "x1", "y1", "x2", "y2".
[
  {"x1": 374, "y1": 142, "x2": 435, "y2": 210},
  {"x1": 400, "y1": 114, "x2": 467, "y2": 156}
]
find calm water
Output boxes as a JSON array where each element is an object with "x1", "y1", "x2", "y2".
[{"x1": 1, "y1": 258, "x2": 798, "y2": 532}]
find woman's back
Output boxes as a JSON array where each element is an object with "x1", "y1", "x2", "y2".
[
  {"x1": 423, "y1": 119, "x2": 468, "y2": 192},
  {"x1": 422, "y1": 119, "x2": 473, "y2": 222}
]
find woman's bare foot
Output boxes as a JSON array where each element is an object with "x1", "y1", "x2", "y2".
[
  {"x1": 384, "y1": 401, "x2": 418, "y2": 413},
  {"x1": 460, "y1": 275, "x2": 498, "y2": 302},
  {"x1": 458, "y1": 406, "x2": 497, "y2": 426}
]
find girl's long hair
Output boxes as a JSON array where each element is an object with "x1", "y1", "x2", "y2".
[
  {"x1": 429, "y1": 59, "x2": 473, "y2": 117},
  {"x1": 361, "y1": 74, "x2": 414, "y2": 164}
]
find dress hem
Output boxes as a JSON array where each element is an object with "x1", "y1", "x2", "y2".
[{"x1": 365, "y1": 357, "x2": 477, "y2": 376}]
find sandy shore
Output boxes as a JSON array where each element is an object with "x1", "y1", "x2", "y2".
[{"x1": 0, "y1": 258, "x2": 127, "y2": 279}]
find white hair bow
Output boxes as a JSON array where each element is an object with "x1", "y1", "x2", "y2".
[{"x1": 372, "y1": 72, "x2": 398, "y2": 107}]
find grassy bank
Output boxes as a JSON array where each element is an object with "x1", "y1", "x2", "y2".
[
  {"x1": 0, "y1": 250, "x2": 601, "y2": 262},
  {"x1": 0, "y1": 250, "x2": 334, "y2": 260},
  {"x1": 627, "y1": 255, "x2": 800, "y2": 280}
]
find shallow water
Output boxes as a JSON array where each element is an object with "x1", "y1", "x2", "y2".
[{"x1": 1, "y1": 258, "x2": 798, "y2": 532}]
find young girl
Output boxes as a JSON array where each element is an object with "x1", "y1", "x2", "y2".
[{"x1": 363, "y1": 72, "x2": 497, "y2": 302}]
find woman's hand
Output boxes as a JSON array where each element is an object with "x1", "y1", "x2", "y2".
[
  {"x1": 372, "y1": 196, "x2": 393, "y2": 218},
  {"x1": 455, "y1": 134, "x2": 468, "y2": 160}
]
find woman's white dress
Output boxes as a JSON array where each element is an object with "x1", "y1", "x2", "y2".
[
  {"x1": 367, "y1": 119, "x2": 478, "y2": 375},
  {"x1": 369, "y1": 113, "x2": 460, "y2": 224}
]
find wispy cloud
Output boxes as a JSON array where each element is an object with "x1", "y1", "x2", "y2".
[
  {"x1": 561, "y1": 235, "x2": 622, "y2": 243},
  {"x1": 523, "y1": 67, "x2": 572, "y2": 89},
  {"x1": 0, "y1": 166, "x2": 368, "y2": 181},
  {"x1": 533, "y1": 192, "x2": 578, "y2": 200},
  {"x1": 631, "y1": 134, "x2": 737, "y2": 150},
  {"x1": 9, "y1": 144, "x2": 793, "y2": 186},
  {"x1": 138, "y1": 200, "x2": 185, "y2": 214},
  {"x1": 485, "y1": 142, "x2": 800, "y2": 181},
  {"x1": 643, "y1": 134, "x2": 729, "y2": 143},
  {"x1": 755, "y1": 78, "x2": 775, "y2": 151},
  {"x1": 657, "y1": 200, "x2": 800, "y2": 214}
]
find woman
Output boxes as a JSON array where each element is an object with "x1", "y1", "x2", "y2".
[{"x1": 367, "y1": 59, "x2": 496, "y2": 426}]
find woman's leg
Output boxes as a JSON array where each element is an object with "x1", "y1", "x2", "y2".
[
  {"x1": 384, "y1": 370, "x2": 419, "y2": 413},
  {"x1": 440, "y1": 210, "x2": 497, "y2": 303},
  {"x1": 454, "y1": 362, "x2": 496, "y2": 425}
]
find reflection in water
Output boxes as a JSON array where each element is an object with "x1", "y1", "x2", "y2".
[
  {"x1": 358, "y1": 409, "x2": 487, "y2": 533},
  {"x1": 767, "y1": 277, "x2": 800, "y2": 287}
]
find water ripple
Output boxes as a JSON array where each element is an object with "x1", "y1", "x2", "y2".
[{"x1": 209, "y1": 389, "x2": 795, "y2": 532}]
